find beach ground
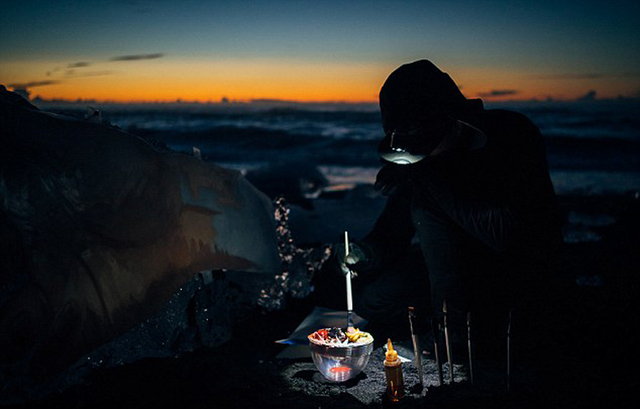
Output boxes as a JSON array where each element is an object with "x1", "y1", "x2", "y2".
[{"x1": 6, "y1": 191, "x2": 640, "y2": 409}]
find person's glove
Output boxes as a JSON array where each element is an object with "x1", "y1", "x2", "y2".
[
  {"x1": 332, "y1": 242, "x2": 373, "y2": 277},
  {"x1": 373, "y1": 163, "x2": 414, "y2": 196}
]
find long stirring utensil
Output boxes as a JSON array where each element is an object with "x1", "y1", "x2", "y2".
[
  {"x1": 344, "y1": 231, "x2": 354, "y2": 330},
  {"x1": 408, "y1": 307, "x2": 424, "y2": 388}
]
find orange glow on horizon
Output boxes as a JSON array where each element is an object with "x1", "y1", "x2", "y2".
[
  {"x1": 3, "y1": 59, "x2": 636, "y2": 104},
  {"x1": 4, "y1": 59, "x2": 391, "y2": 104},
  {"x1": 26, "y1": 81, "x2": 382, "y2": 104}
]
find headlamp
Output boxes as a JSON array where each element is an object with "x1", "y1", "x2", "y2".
[
  {"x1": 378, "y1": 119, "x2": 454, "y2": 165},
  {"x1": 377, "y1": 119, "x2": 486, "y2": 165}
]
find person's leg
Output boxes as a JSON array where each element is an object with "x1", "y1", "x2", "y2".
[
  {"x1": 413, "y1": 192, "x2": 528, "y2": 361},
  {"x1": 411, "y1": 195, "x2": 469, "y2": 325},
  {"x1": 411, "y1": 192, "x2": 482, "y2": 364}
]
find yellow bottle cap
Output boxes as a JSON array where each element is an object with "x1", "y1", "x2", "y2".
[{"x1": 385, "y1": 338, "x2": 398, "y2": 363}]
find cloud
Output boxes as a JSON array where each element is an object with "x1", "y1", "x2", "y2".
[
  {"x1": 67, "y1": 61, "x2": 91, "y2": 68},
  {"x1": 109, "y1": 53, "x2": 164, "y2": 61},
  {"x1": 534, "y1": 72, "x2": 639, "y2": 80},
  {"x1": 478, "y1": 89, "x2": 519, "y2": 98},
  {"x1": 535, "y1": 73, "x2": 605, "y2": 80},
  {"x1": 65, "y1": 70, "x2": 115, "y2": 78},
  {"x1": 46, "y1": 67, "x2": 62, "y2": 76},
  {"x1": 8, "y1": 80, "x2": 61, "y2": 89}
]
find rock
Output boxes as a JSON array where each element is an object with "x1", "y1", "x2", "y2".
[
  {"x1": 0, "y1": 87, "x2": 280, "y2": 378},
  {"x1": 245, "y1": 160, "x2": 328, "y2": 210}
]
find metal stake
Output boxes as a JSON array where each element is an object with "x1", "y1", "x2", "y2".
[
  {"x1": 507, "y1": 309, "x2": 513, "y2": 392},
  {"x1": 467, "y1": 311, "x2": 474, "y2": 387},
  {"x1": 443, "y1": 299, "x2": 454, "y2": 384},
  {"x1": 431, "y1": 317, "x2": 444, "y2": 386},
  {"x1": 408, "y1": 307, "x2": 424, "y2": 388}
]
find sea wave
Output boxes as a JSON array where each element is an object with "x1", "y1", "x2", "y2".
[{"x1": 46, "y1": 103, "x2": 640, "y2": 195}]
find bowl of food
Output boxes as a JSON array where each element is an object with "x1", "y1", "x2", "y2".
[{"x1": 308, "y1": 327, "x2": 374, "y2": 382}]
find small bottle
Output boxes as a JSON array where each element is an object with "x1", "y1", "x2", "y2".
[{"x1": 384, "y1": 338, "x2": 404, "y2": 401}]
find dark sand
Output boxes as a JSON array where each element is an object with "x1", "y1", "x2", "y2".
[{"x1": 6, "y1": 192, "x2": 640, "y2": 409}]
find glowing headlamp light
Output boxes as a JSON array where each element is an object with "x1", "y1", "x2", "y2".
[{"x1": 377, "y1": 122, "x2": 450, "y2": 165}]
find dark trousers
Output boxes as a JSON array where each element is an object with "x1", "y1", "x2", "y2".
[
  {"x1": 353, "y1": 195, "x2": 528, "y2": 344},
  {"x1": 316, "y1": 193, "x2": 551, "y2": 351}
]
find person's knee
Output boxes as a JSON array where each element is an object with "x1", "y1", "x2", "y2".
[{"x1": 354, "y1": 286, "x2": 403, "y2": 325}]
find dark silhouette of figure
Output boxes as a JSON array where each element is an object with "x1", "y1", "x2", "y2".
[{"x1": 328, "y1": 60, "x2": 562, "y2": 348}]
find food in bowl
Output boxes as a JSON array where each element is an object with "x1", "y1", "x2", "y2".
[{"x1": 308, "y1": 327, "x2": 373, "y2": 347}]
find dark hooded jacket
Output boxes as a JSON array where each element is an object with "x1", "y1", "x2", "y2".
[{"x1": 360, "y1": 61, "x2": 562, "y2": 312}]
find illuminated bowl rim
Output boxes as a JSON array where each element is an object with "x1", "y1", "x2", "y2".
[
  {"x1": 308, "y1": 338, "x2": 374, "y2": 358},
  {"x1": 307, "y1": 329, "x2": 374, "y2": 349}
]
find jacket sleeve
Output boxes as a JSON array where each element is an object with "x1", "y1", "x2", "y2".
[
  {"x1": 419, "y1": 179, "x2": 517, "y2": 253},
  {"x1": 416, "y1": 114, "x2": 559, "y2": 255},
  {"x1": 360, "y1": 184, "x2": 416, "y2": 267}
]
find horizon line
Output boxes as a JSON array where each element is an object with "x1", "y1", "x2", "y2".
[
  {"x1": 5, "y1": 85, "x2": 638, "y2": 107},
  {"x1": 28, "y1": 95, "x2": 640, "y2": 106}
]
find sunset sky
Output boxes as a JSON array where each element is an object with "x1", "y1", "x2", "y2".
[{"x1": 1, "y1": 0, "x2": 639, "y2": 103}]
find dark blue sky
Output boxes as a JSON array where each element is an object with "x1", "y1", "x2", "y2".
[{"x1": 1, "y1": 0, "x2": 639, "y2": 101}]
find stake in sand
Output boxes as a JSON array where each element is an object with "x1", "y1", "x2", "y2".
[
  {"x1": 431, "y1": 317, "x2": 444, "y2": 386},
  {"x1": 507, "y1": 309, "x2": 513, "y2": 392},
  {"x1": 467, "y1": 311, "x2": 474, "y2": 387},
  {"x1": 443, "y1": 299, "x2": 454, "y2": 384},
  {"x1": 408, "y1": 307, "x2": 424, "y2": 388}
]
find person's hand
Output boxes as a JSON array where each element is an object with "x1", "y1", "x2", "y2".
[
  {"x1": 333, "y1": 242, "x2": 369, "y2": 277},
  {"x1": 373, "y1": 164, "x2": 413, "y2": 196}
]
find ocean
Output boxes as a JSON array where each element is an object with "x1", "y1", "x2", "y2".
[{"x1": 46, "y1": 99, "x2": 640, "y2": 196}]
